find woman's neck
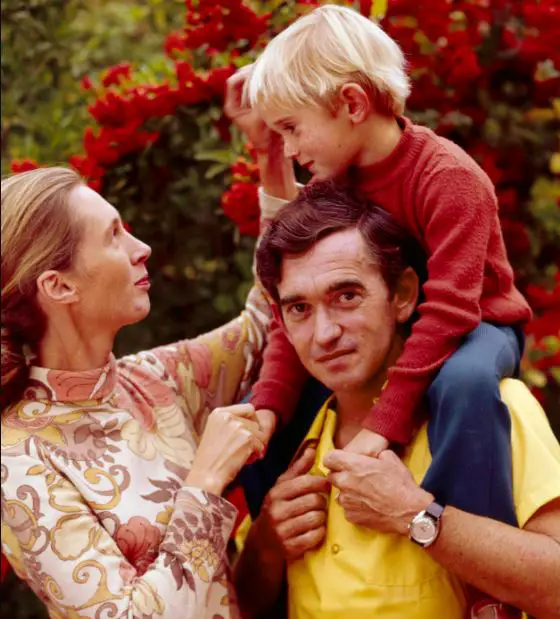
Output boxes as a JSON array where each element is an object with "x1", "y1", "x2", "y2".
[{"x1": 37, "y1": 321, "x2": 114, "y2": 371}]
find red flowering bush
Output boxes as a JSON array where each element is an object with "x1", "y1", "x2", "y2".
[{"x1": 8, "y1": 0, "x2": 559, "y2": 424}]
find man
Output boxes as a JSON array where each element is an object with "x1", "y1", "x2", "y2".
[{"x1": 233, "y1": 181, "x2": 560, "y2": 619}]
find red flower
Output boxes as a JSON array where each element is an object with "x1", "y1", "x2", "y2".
[
  {"x1": 80, "y1": 75, "x2": 94, "y2": 91},
  {"x1": 102, "y1": 62, "x2": 132, "y2": 88},
  {"x1": 114, "y1": 516, "x2": 162, "y2": 576},
  {"x1": 204, "y1": 66, "x2": 236, "y2": 99},
  {"x1": 500, "y1": 218, "x2": 532, "y2": 257},
  {"x1": 221, "y1": 181, "x2": 260, "y2": 236},
  {"x1": 164, "y1": 31, "x2": 187, "y2": 58},
  {"x1": 10, "y1": 159, "x2": 39, "y2": 173}
]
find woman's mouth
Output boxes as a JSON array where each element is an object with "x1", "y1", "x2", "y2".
[{"x1": 135, "y1": 275, "x2": 151, "y2": 289}]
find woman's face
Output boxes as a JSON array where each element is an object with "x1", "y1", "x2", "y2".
[{"x1": 65, "y1": 185, "x2": 152, "y2": 334}]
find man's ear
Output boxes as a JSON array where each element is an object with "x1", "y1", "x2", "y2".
[
  {"x1": 392, "y1": 267, "x2": 419, "y2": 324},
  {"x1": 339, "y1": 83, "x2": 371, "y2": 124},
  {"x1": 36, "y1": 270, "x2": 79, "y2": 307}
]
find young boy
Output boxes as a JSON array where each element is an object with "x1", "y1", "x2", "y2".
[{"x1": 225, "y1": 5, "x2": 531, "y2": 617}]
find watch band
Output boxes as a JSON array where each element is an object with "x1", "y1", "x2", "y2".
[{"x1": 425, "y1": 501, "x2": 444, "y2": 521}]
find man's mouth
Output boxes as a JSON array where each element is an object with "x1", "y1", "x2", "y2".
[{"x1": 316, "y1": 349, "x2": 355, "y2": 364}]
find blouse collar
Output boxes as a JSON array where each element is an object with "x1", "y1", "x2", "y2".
[{"x1": 25, "y1": 354, "x2": 118, "y2": 403}]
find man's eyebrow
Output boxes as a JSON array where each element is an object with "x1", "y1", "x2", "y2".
[
  {"x1": 325, "y1": 279, "x2": 366, "y2": 294},
  {"x1": 279, "y1": 293, "x2": 306, "y2": 307},
  {"x1": 279, "y1": 279, "x2": 365, "y2": 306}
]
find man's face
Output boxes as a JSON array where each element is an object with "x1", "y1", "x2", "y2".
[
  {"x1": 277, "y1": 229, "x2": 402, "y2": 397},
  {"x1": 260, "y1": 103, "x2": 361, "y2": 181}
]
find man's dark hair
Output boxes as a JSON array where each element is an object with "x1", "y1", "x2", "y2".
[{"x1": 257, "y1": 180, "x2": 427, "y2": 306}]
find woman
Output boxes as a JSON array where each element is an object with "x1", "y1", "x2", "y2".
[{"x1": 1, "y1": 167, "x2": 274, "y2": 618}]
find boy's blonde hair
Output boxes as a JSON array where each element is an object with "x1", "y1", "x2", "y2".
[{"x1": 247, "y1": 4, "x2": 410, "y2": 116}]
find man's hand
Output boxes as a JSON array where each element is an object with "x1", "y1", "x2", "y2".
[
  {"x1": 344, "y1": 428, "x2": 390, "y2": 457},
  {"x1": 224, "y1": 64, "x2": 281, "y2": 155},
  {"x1": 324, "y1": 449, "x2": 433, "y2": 536},
  {"x1": 257, "y1": 447, "x2": 330, "y2": 562}
]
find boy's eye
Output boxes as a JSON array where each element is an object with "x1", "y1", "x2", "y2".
[{"x1": 283, "y1": 123, "x2": 296, "y2": 133}]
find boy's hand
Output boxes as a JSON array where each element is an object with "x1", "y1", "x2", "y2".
[
  {"x1": 256, "y1": 408, "x2": 278, "y2": 447},
  {"x1": 224, "y1": 65, "x2": 279, "y2": 154},
  {"x1": 344, "y1": 429, "x2": 389, "y2": 457}
]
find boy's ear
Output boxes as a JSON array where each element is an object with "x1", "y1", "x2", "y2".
[
  {"x1": 339, "y1": 83, "x2": 371, "y2": 124},
  {"x1": 36, "y1": 270, "x2": 79, "y2": 307},
  {"x1": 392, "y1": 267, "x2": 419, "y2": 324}
]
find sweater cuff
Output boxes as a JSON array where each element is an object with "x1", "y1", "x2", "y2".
[
  {"x1": 362, "y1": 381, "x2": 427, "y2": 445},
  {"x1": 250, "y1": 385, "x2": 301, "y2": 425},
  {"x1": 258, "y1": 184, "x2": 304, "y2": 220}
]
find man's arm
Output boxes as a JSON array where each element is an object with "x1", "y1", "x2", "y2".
[
  {"x1": 325, "y1": 449, "x2": 560, "y2": 619},
  {"x1": 426, "y1": 498, "x2": 560, "y2": 618},
  {"x1": 234, "y1": 448, "x2": 330, "y2": 618}
]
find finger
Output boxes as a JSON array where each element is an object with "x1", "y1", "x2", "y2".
[
  {"x1": 328, "y1": 471, "x2": 354, "y2": 491},
  {"x1": 271, "y1": 492, "x2": 327, "y2": 521},
  {"x1": 225, "y1": 65, "x2": 253, "y2": 110},
  {"x1": 279, "y1": 447, "x2": 317, "y2": 482},
  {"x1": 284, "y1": 526, "x2": 326, "y2": 561},
  {"x1": 378, "y1": 449, "x2": 400, "y2": 464},
  {"x1": 271, "y1": 473, "x2": 330, "y2": 502},
  {"x1": 217, "y1": 403, "x2": 256, "y2": 419},
  {"x1": 323, "y1": 449, "x2": 372, "y2": 472},
  {"x1": 277, "y1": 509, "x2": 326, "y2": 540}
]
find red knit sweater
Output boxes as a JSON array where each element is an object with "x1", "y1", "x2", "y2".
[{"x1": 251, "y1": 116, "x2": 532, "y2": 444}]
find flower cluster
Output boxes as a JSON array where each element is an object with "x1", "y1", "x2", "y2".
[
  {"x1": 68, "y1": 61, "x2": 235, "y2": 191},
  {"x1": 8, "y1": 0, "x2": 558, "y2": 407},
  {"x1": 165, "y1": 0, "x2": 269, "y2": 58}
]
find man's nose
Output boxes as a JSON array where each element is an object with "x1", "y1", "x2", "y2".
[{"x1": 313, "y1": 307, "x2": 341, "y2": 347}]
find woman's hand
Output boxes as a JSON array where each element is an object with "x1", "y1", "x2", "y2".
[{"x1": 186, "y1": 403, "x2": 266, "y2": 495}]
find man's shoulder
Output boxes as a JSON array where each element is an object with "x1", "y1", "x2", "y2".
[{"x1": 499, "y1": 377, "x2": 559, "y2": 448}]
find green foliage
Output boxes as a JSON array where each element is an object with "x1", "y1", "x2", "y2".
[{"x1": 1, "y1": 0, "x2": 183, "y2": 170}]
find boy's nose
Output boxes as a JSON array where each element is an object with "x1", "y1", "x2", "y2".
[{"x1": 283, "y1": 138, "x2": 299, "y2": 159}]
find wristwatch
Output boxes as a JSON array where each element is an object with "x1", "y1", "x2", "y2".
[{"x1": 408, "y1": 501, "x2": 444, "y2": 548}]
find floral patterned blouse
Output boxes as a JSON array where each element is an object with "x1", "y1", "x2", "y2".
[{"x1": 1, "y1": 285, "x2": 271, "y2": 619}]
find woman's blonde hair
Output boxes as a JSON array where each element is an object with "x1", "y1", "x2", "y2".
[
  {"x1": 1, "y1": 166, "x2": 84, "y2": 410},
  {"x1": 247, "y1": 4, "x2": 410, "y2": 116}
]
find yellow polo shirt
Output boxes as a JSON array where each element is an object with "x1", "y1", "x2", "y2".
[{"x1": 287, "y1": 378, "x2": 560, "y2": 619}]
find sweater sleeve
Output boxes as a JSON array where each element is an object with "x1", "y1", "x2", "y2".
[
  {"x1": 363, "y1": 166, "x2": 495, "y2": 443},
  {"x1": 250, "y1": 314, "x2": 310, "y2": 426}
]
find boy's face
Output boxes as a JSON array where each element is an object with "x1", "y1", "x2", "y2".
[{"x1": 260, "y1": 103, "x2": 362, "y2": 181}]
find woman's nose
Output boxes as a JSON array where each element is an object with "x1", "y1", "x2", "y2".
[{"x1": 130, "y1": 236, "x2": 152, "y2": 264}]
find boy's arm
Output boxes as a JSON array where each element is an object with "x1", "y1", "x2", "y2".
[
  {"x1": 250, "y1": 317, "x2": 310, "y2": 425},
  {"x1": 361, "y1": 166, "x2": 531, "y2": 445}
]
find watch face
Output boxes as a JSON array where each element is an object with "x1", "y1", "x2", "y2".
[{"x1": 411, "y1": 515, "x2": 437, "y2": 544}]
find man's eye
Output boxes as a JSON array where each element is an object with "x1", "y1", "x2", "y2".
[
  {"x1": 283, "y1": 124, "x2": 296, "y2": 133},
  {"x1": 287, "y1": 303, "x2": 308, "y2": 318},
  {"x1": 337, "y1": 291, "x2": 360, "y2": 305}
]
